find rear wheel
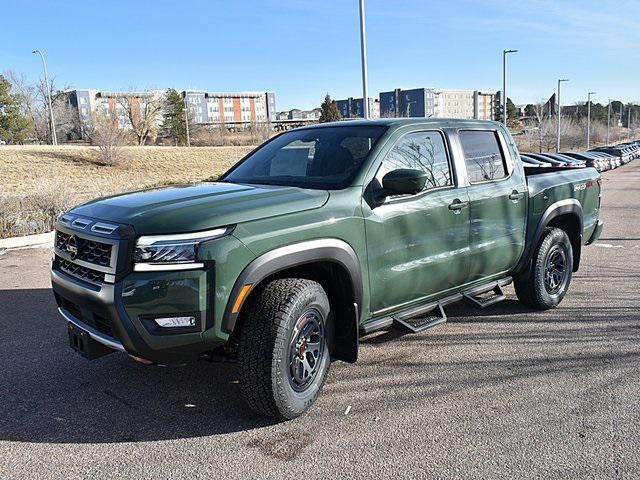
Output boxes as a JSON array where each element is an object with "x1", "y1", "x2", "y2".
[
  {"x1": 515, "y1": 227, "x2": 573, "y2": 310},
  {"x1": 238, "y1": 278, "x2": 331, "y2": 420}
]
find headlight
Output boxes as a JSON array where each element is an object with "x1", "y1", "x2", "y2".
[{"x1": 133, "y1": 226, "x2": 233, "y2": 271}]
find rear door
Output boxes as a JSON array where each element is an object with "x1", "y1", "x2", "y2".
[
  {"x1": 363, "y1": 128, "x2": 470, "y2": 313},
  {"x1": 458, "y1": 129, "x2": 527, "y2": 282}
]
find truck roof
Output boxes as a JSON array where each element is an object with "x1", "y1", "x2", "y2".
[{"x1": 301, "y1": 118, "x2": 504, "y2": 130}]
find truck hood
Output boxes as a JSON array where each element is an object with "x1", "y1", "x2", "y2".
[{"x1": 70, "y1": 182, "x2": 330, "y2": 234}]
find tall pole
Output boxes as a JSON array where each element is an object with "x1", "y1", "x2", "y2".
[
  {"x1": 502, "y1": 49, "x2": 518, "y2": 126},
  {"x1": 183, "y1": 92, "x2": 191, "y2": 147},
  {"x1": 587, "y1": 91, "x2": 596, "y2": 149},
  {"x1": 358, "y1": 0, "x2": 369, "y2": 119},
  {"x1": 556, "y1": 79, "x2": 568, "y2": 152},
  {"x1": 618, "y1": 104, "x2": 623, "y2": 143},
  {"x1": 32, "y1": 49, "x2": 57, "y2": 145},
  {"x1": 607, "y1": 100, "x2": 612, "y2": 144}
]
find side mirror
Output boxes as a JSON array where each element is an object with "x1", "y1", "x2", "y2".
[{"x1": 380, "y1": 168, "x2": 427, "y2": 198}]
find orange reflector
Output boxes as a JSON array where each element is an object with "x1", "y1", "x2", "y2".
[{"x1": 232, "y1": 284, "x2": 253, "y2": 314}]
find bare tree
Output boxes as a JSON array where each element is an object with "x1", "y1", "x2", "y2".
[
  {"x1": 249, "y1": 121, "x2": 271, "y2": 145},
  {"x1": 4, "y1": 70, "x2": 80, "y2": 143},
  {"x1": 190, "y1": 122, "x2": 226, "y2": 146},
  {"x1": 521, "y1": 101, "x2": 547, "y2": 153},
  {"x1": 117, "y1": 92, "x2": 165, "y2": 145},
  {"x1": 88, "y1": 113, "x2": 130, "y2": 167},
  {"x1": 48, "y1": 86, "x2": 80, "y2": 141}
]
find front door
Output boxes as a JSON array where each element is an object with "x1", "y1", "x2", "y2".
[
  {"x1": 458, "y1": 129, "x2": 527, "y2": 282},
  {"x1": 363, "y1": 129, "x2": 470, "y2": 314}
]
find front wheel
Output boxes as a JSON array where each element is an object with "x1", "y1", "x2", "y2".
[
  {"x1": 515, "y1": 227, "x2": 573, "y2": 310},
  {"x1": 238, "y1": 278, "x2": 331, "y2": 420}
]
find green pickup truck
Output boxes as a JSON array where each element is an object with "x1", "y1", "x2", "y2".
[{"x1": 51, "y1": 119, "x2": 603, "y2": 419}]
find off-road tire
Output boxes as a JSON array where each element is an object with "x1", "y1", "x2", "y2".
[
  {"x1": 238, "y1": 278, "x2": 331, "y2": 420},
  {"x1": 515, "y1": 227, "x2": 573, "y2": 310}
]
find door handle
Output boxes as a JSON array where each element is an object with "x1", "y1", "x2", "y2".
[
  {"x1": 509, "y1": 191, "x2": 525, "y2": 201},
  {"x1": 448, "y1": 200, "x2": 468, "y2": 214}
]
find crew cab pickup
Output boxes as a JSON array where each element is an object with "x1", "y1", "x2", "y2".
[{"x1": 51, "y1": 119, "x2": 603, "y2": 419}]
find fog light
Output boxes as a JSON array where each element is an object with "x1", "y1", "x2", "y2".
[{"x1": 154, "y1": 316, "x2": 196, "y2": 328}]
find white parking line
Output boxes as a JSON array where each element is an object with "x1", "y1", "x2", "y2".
[{"x1": 594, "y1": 243, "x2": 624, "y2": 248}]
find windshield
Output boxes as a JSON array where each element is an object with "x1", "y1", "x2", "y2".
[{"x1": 221, "y1": 125, "x2": 387, "y2": 189}]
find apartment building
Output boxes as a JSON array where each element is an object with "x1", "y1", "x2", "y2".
[
  {"x1": 432, "y1": 89, "x2": 475, "y2": 118},
  {"x1": 473, "y1": 91, "x2": 496, "y2": 121},
  {"x1": 335, "y1": 97, "x2": 380, "y2": 119},
  {"x1": 65, "y1": 89, "x2": 165, "y2": 134},
  {"x1": 183, "y1": 91, "x2": 276, "y2": 125},
  {"x1": 64, "y1": 89, "x2": 277, "y2": 137},
  {"x1": 379, "y1": 87, "x2": 497, "y2": 120}
]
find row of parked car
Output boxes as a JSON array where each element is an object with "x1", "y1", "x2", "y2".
[{"x1": 521, "y1": 140, "x2": 640, "y2": 172}]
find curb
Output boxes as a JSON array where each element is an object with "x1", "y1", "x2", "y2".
[{"x1": 0, "y1": 231, "x2": 55, "y2": 250}]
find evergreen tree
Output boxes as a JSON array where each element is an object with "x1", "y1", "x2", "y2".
[
  {"x1": 319, "y1": 94, "x2": 342, "y2": 123},
  {"x1": 0, "y1": 75, "x2": 33, "y2": 144},
  {"x1": 506, "y1": 98, "x2": 519, "y2": 121},
  {"x1": 505, "y1": 98, "x2": 521, "y2": 129},
  {"x1": 161, "y1": 88, "x2": 188, "y2": 145}
]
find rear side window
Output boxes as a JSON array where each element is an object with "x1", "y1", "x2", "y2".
[
  {"x1": 459, "y1": 130, "x2": 508, "y2": 183},
  {"x1": 377, "y1": 130, "x2": 452, "y2": 191}
]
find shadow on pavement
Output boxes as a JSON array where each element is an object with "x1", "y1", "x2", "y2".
[
  {"x1": 3, "y1": 287, "x2": 639, "y2": 444},
  {"x1": 0, "y1": 288, "x2": 278, "y2": 445}
]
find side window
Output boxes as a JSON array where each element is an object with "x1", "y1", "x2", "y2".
[
  {"x1": 377, "y1": 130, "x2": 452, "y2": 191},
  {"x1": 459, "y1": 130, "x2": 508, "y2": 183}
]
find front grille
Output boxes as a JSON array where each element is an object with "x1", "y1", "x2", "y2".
[
  {"x1": 56, "y1": 231, "x2": 112, "y2": 267},
  {"x1": 57, "y1": 256, "x2": 105, "y2": 285}
]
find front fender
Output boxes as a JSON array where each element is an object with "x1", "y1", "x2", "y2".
[{"x1": 221, "y1": 238, "x2": 363, "y2": 336}]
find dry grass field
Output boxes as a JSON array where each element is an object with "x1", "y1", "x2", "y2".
[
  {"x1": 0, "y1": 145, "x2": 253, "y2": 197},
  {"x1": 0, "y1": 145, "x2": 254, "y2": 238}
]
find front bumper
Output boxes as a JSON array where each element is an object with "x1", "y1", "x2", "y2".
[
  {"x1": 52, "y1": 261, "x2": 225, "y2": 365},
  {"x1": 50, "y1": 214, "x2": 258, "y2": 363},
  {"x1": 60, "y1": 306, "x2": 126, "y2": 352}
]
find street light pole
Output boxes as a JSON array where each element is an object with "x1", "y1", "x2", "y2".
[
  {"x1": 183, "y1": 92, "x2": 191, "y2": 147},
  {"x1": 607, "y1": 100, "x2": 612, "y2": 144},
  {"x1": 32, "y1": 49, "x2": 57, "y2": 145},
  {"x1": 556, "y1": 78, "x2": 569, "y2": 152},
  {"x1": 502, "y1": 49, "x2": 517, "y2": 125},
  {"x1": 358, "y1": 0, "x2": 369, "y2": 119},
  {"x1": 619, "y1": 104, "x2": 623, "y2": 143},
  {"x1": 587, "y1": 91, "x2": 596, "y2": 149}
]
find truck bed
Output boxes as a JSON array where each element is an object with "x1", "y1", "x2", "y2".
[
  {"x1": 525, "y1": 166, "x2": 601, "y2": 245},
  {"x1": 524, "y1": 165, "x2": 585, "y2": 175}
]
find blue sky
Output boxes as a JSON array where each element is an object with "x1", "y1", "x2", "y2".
[{"x1": 3, "y1": 0, "x2": 639, "y2": 110}]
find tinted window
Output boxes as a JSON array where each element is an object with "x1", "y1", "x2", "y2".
[
  {"x1": 221, "y1": 125, "x2": 387, "y2": 189},
  {"x1": 377, "y1": 130, "x2": 452, "y2": 191},
  {"x1": 459, "y1": 130, "x2": 508, "y2": 183}
]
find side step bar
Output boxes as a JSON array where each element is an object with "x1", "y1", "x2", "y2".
[
  {"x1": 462, "y1": 278, "x2": 511, "y2": 309},
  {"x1": 394, "y1": 301, "x2": 447, "y2": 333},
  {"x1": 360, "y1": 277, "x2": 512, "y2": 335}
]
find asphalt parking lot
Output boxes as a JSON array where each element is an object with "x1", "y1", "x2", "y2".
[{"x1": 1, "y1": 162, "x2": 639, "y2": 480}]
